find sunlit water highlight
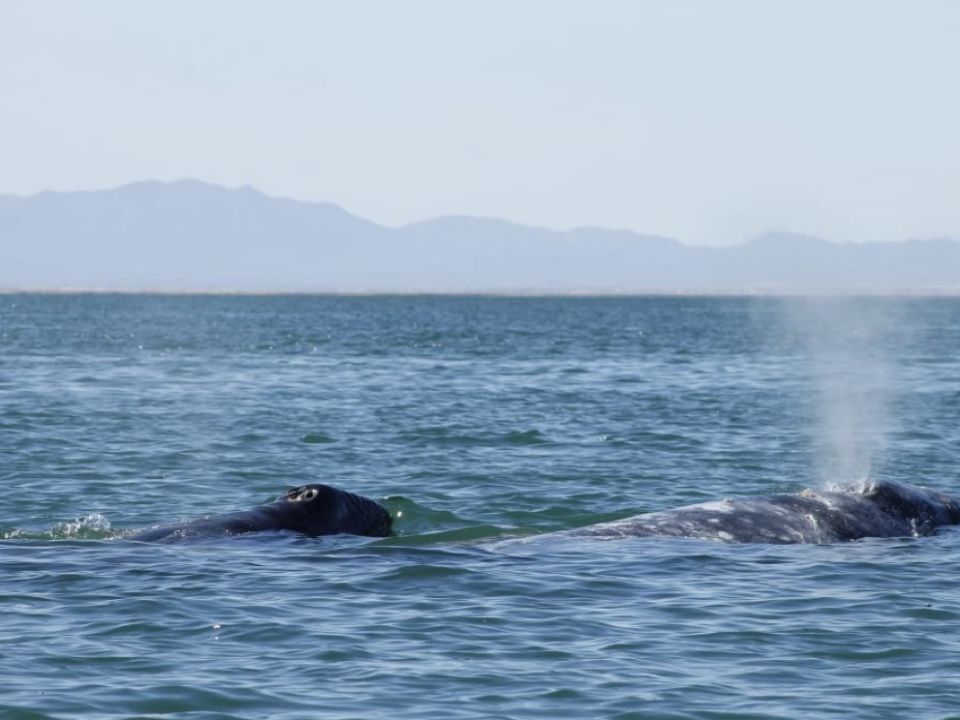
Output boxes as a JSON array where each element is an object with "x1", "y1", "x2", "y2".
[{"x1": 2, "y1": 295, "x2": 960, "y2": 719}]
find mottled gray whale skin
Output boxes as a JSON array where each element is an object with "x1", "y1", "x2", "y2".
[
  {"x1": 571, "y1": 481, "x2": 960, "y2": 544},
  {"x1": 128, "y1": 484, "x2": 392, "y2": 541}
]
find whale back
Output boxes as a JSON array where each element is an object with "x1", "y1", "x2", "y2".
[{"x1": 563, "y1": 480, "x2": 960, "y2": 545}]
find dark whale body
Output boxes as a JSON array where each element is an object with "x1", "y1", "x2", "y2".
[
  {"x1": 128, "y1": 484, "x2": 392, "y2": 541},
  {"x1": 570, "y1": 481, "x2": 960, "y2": 544}
]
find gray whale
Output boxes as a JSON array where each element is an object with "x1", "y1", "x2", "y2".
[
  {"x1": 569, "y1": 481, "x2": 960, "y2": 544},
  {"x1": 128, "y1": 484, "x2": 392, "y2": 541}
]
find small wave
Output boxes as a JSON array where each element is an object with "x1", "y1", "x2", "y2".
[
  {"x1": 381, "y1": 495, "x2": 466, "y2": 533},
  {"x1": 55, "y1": 513, "x2": 113, "y2": 538},
  {"x1": 300, "y1": 432, "x2": 335, "y2": 444},
  {"x1": 596, "y1": 430, "x2": 705, "y2": 449},
  {"x1": 1, "y1": 513, "x2": 115, "y2": 541},
  {"x1": 502, "y1": 429, "x2": 548, "y2": 445},
  {"x1": 398, "y1": 426, "x2": 551, "y2": 447},
  {"x1": 380, "y1": 495, "x2": 515, "y2": 544},
  {"x1": 380, "y1": 524, "x2": 512, "y2": 546}
]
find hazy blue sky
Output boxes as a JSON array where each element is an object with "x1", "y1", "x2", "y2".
[{"x1": 2, "y1": 0, "x2": 959, "y2": 245}]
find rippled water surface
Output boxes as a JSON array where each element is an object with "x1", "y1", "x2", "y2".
[{"x1": 2, "y1": 295, "x2": 960, "y2": 719}]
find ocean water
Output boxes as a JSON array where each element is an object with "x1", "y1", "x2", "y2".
[{"x1": 2, "y1": 294, "x2": 960, "y2": 720}]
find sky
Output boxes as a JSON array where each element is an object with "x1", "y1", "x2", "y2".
[{"x1": 1, "y1": 0, "x2": 959, "y2": 246}]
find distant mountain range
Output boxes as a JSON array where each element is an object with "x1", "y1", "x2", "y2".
[{"x1": 1, "y1": 180, "x2": 958, "y2": 293}]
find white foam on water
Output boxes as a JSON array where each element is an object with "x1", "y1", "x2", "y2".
[{"x1": 53, "y1": 513, "x2": 112, "y2": 538}]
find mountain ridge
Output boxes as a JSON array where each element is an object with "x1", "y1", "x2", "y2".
[{"x1": 1, "y1": 180, "x2": 958, "y2": 293}]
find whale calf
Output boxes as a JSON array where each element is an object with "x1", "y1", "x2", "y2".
[
  {"x1": 127, "y1": 484, "x2": 392, "y2": 541},
  {"x1": 568, "y1": 480, "x2": 960, "y2": 544}
]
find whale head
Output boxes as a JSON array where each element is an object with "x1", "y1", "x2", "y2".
[
  {"x1": 862, "y1": 480, "x2": 960, "y2": 534},
  {"x1": 280, "y1": 484, "x2": 393, "y2": 537}
]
